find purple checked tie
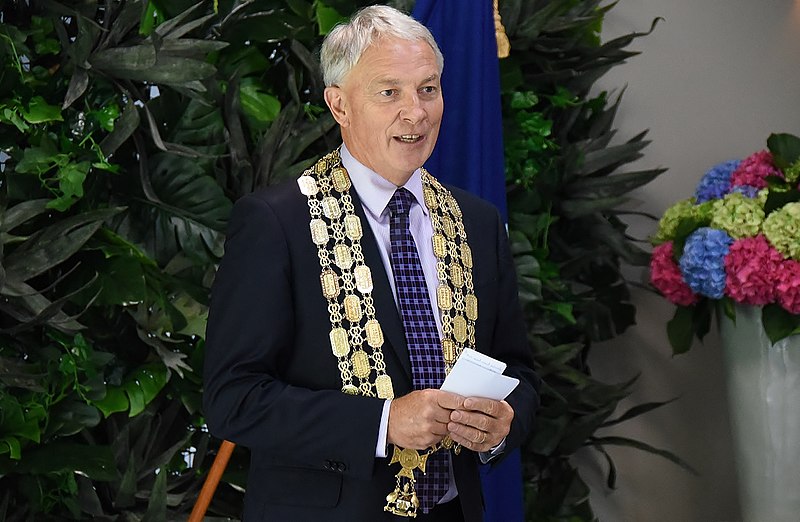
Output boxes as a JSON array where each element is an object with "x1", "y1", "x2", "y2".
[{"x1": 387, "y1": 188, "x2": 449, "y2": 513}]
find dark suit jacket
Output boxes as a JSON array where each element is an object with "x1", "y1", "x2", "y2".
[{"x1": 203, "y1": 174, "x2": 540, "y2": 522}]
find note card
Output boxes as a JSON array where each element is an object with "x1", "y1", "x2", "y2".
[{"x1": 440, "y1": 349, "x2": 519, "y2": 400}]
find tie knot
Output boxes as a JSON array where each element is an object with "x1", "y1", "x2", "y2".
[{"x1": 388, "y1": 188, "x2": 415, "y2": 217}]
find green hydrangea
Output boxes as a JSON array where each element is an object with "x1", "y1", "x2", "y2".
[
  {"x1": 757, "y1": 188, "x2": 770, "y2": 206},
  {"x1": 710, "y1": 192, "x2": 765, "y2": 239},
  {"x1": 654, "y1": 198, "x2": 696, "y2": 242},
  {"x1": 784, "y1": 160, "x2": 800, "y2": 184},
  {"x1": 694, "y1": 200, "x2": 714, "y2": 221},
  {"x1": 763, "y1": 202, "x2": 800, "y2": 259}
]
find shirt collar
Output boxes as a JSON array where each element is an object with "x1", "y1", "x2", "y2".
[{"x1": 340, "y1": 143, "x2": 429, "y2": 220}]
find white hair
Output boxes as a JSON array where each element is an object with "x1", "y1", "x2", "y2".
[{"x1": 320, "y1": 5, "x2": 444, "y2": 87}]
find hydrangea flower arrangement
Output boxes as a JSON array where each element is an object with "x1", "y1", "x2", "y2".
[{"x1": 650, "y1": 133, "x2": 800, "y2": 353}]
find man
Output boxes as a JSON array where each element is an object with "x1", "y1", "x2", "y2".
[{"x1": 203, "y1": 5, "x2": 539, "y2": 521}]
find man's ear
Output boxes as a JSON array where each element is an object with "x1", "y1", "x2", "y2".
[{"x1": 324, "y1": 86, "x2": 349, "y2": 127}]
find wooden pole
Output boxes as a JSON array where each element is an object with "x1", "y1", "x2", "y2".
[{"x1": 188, "y1": 440, "x2": 236, "y2": 522}]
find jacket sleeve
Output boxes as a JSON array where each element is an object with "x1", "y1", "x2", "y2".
[
  {"x1": 487, "y1": 208, "x2": 541, "y2": 452},
  {"x1": 202, "y1": 192, "x2": 384, "y2": 480}
]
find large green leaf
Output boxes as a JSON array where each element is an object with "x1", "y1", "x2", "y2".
[
  {"x1": 0, "y1": 199, "x2": 50, "y2": 233},
  {"x1": 762, "y1": 304, "x2": 800, "y2": 345},
  {"x1": 570, "y1": 168, "x2": 666, "y2": 198},
  {"x1": 99, "y1": 102, "x2": 141, "y2": 156},
  {"x1": 667, "y1": 305, "x2": 696, "y2": 355},
  {"x1": 768, "y1": 132, "x2": 800, "y2": 169},
  {"x1": 559, "y1": 195, "x2": 629, "y2": 218},
  {"x1": 0, "y1": 356, "x2": 47, "y2": 392},
  {"x1": 0, "y1": 280, "x2": 86, "y2": 332},
  {"x1": 602, "y1": 398, "x2": 679, "y2": 428},
  {"x1": 13, "y1": 442, "x2": 118, "y2": 481},
  {"x1": 21, "y1": 96, "x2": 63, "y2": 124},
  {"x1": 575, "y1": 139, "x2": 650, "y2": 176},
  {"x1": 45, "y1": 400, "x2": 101, "y2": 438},
  {"x1": 91, "y1": 47, "x2": 216, "y2": 88},
  {"x1": 143, "y1": 152, "x2": 230, "y2": 257},
  {"x1": 315, "y1": 1, "x2": 346, "y2": 35},
  {"x1": 3, "y1": 208, "x2": 123, "y2": 285},
  {"x1": 239, "y1": 79, "x2": 282, "y2": 126},
  {"x1": 92, "y1": 364, "x2": 168, "y2": 418},
  {"x1": 0, "y1": 395, "x2": 43, "y2": 457},
  {"x1": 590, "y1": 435, "x2": 697, "y2": 475},
  {"x1": 142, "y1": 468, "x2": 168, "y2": 522}
]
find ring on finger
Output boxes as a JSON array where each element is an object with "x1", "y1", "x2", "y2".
[{"x1": 478, "y1": 432, "x2": 487, "y2": 444}]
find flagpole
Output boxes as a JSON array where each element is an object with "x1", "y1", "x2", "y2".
[{"x1": 188, "y1": 439, "x2": 236, "y2": 522}]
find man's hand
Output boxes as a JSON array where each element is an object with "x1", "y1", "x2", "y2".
[
  {"x1": 387, "y1": 390, "x2": 465, "y2": 449},
  {"x1": 447, "y1": 397, "x2": 514, "y2": 453}
]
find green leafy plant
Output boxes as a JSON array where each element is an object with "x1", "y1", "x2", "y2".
[
  {"x1": 498, "y1": 1, "x2": 691, "y2": 519},
  {"x1": 0, "y1": 0, "x2": 374, "y2": 517}
]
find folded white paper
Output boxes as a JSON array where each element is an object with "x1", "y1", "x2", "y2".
[{"x1": 440, "y1": 348, "x2": 519, "y2": 400}]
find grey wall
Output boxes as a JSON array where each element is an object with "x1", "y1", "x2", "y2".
[{"x1": 574, "y1": 1, "x2": 800, "y2": 520}]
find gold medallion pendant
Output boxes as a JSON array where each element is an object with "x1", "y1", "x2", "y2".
[
  {"x1": 298, "y1": 149, "x2": 478, "y2": 517},
  {"x1": 384, "y1": 447, "x2": 427, "y2": 517}
]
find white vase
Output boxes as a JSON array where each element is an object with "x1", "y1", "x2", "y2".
[{"x1": 719, "y1": 304, "x2": 800, "y2": 522}]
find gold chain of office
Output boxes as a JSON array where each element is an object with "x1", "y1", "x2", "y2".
[{"x1": 297, "y1": 148, "x2": 478, "y2": 517}]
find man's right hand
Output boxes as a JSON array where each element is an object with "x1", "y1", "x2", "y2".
[{"x1": 386, "y1": 390, "x2": 465, "y2": 449}]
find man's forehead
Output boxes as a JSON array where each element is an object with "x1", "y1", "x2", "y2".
[
  {"x1": 370, "y1": 73, "x2": 440, "y2": 86},
  {"x1": 361, "y1": 37, "x2": 436, "y2": 63}
]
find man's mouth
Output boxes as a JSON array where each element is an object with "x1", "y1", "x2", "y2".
[{"x1": 395, "y1": 134, "x2": 422, "y2": 143}]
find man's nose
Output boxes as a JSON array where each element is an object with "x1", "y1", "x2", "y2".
[{"x1": 399, "y1": 93, "x2": 425, "y2": 123}]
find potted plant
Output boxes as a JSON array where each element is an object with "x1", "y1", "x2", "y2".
[{"x1": 649, "y1": 132, "x2": 800, "y2": 522}]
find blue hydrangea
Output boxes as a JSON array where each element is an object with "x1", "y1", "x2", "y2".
[
  {"x1": 730, "y1": 185, "x2": 759, "y2": 198},
  {"x1": 679, "y1": 227, "x2": 734, "y2": 298},
  {"x1": 694, "y1": 160, "x2": 741, "y2": 203}
]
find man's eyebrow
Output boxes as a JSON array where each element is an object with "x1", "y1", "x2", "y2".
[
  {"x1": 369, "y1": 74, "x2": 440, "y2": 88},
  {"x1": 371, "y1": 77, "x2": 401, "y2": 87}
]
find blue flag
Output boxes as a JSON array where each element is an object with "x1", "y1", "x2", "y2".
[
  {"x1": 412, "y1": 0, "x2": 508, "y2": 221},
  {"x1": 412, "y1": 2, "x2": 522, "y2": 521}
]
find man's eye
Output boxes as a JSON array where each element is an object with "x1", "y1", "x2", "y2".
[
  {"x1": 380, "y1": 89, "x2": 396, "y2": 97},
  {"x1": 421, "y1": 86, "x2": 438, "y2": 94}
]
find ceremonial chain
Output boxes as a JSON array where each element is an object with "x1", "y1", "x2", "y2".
[{"x1": 298, "y1": 149, "x2": 478, "y2": 517}]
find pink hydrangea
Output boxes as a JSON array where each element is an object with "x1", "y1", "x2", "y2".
[
  {"x1": 724, "y1": 235, "x2": 783, "y2": 305},
  {"x1": 650, "y1": 242, "x2": 699, "y2": 306},
  {"x1": 775, "y1": 259, "x2": 800, "y2": 314},
  {"x1": 729, "y1": 150, "x2": 783, "y2": 189}
]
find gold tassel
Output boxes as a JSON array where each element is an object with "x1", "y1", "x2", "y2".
[{"x1": 493, "y1": 0, "x2": 510, "y2": 58}]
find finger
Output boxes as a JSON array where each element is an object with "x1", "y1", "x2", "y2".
[
  {"x1": 436, "y1": 390, "x2": 465, "y2": 410},
  {"x1": 464, "y1": 399, "x2": 515, "y2": 425},
  {"x1": 462, "y1": 397, "x2": 501, "y2": 417},
  {"x1": 447, "y1": 420, "x2": 488, "y2": 444},
  {"x1": 447, "y1": 424, "x2": 490, "y2": 452},
  {"x1": 450, "y1": 409, "x2": 493, "y2": 432},
  {"x1": 389, "y1": 391, "x2": 457, "y2": 448},
  {"x1": 418, "y1": 391, "x2": 459, "y2": 423},
  {"x1": 432, "y1": 409, "x2": 453, "y2": 424}
]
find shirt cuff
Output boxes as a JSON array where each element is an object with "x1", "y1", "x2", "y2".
[
  {"x1": 479, "y1": 437, "x2": 507, "y2": 464},
  {"x1": 376, "y1": 399, "x2": 392, "y2": 458}
]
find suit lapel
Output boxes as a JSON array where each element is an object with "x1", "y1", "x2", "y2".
[{"x1": 349, "y1": 188, "x2": 413, "y2": 389}]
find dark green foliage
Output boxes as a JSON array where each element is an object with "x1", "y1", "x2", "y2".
[
  {"x1": 0, "y1": 0, "x2": 672, "y2": 520},
  {"x1": 498, "y1": 1, "x2": 682, "y2": 519},
  {"x1": 0, "y1": 0, "x2": 366, "y2": 519}
]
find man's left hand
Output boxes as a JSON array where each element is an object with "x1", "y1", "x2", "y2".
[{"x1": 447, "y1": 398, "x2": 514, "y2": 453}]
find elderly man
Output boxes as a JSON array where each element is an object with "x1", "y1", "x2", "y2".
[{"x1": 203, "y1": 5, "x2": 539, "y2": 521}]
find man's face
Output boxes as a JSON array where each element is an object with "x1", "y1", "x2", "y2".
[{"x1": 324, "y1": 37, "x2": 443, "y2": 186}]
